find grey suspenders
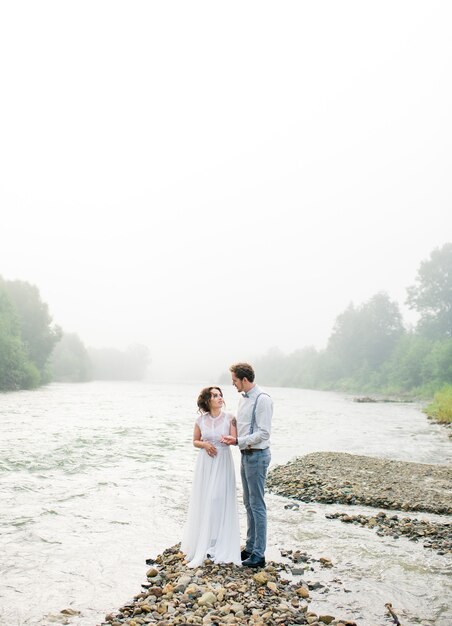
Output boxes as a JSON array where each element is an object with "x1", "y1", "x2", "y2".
[{"x1": 249, "y1": 393, "x2": 270, "y2": 435}]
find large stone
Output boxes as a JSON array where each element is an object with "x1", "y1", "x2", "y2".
[
  {"x1": 177, "y1": 575, "x2": 192, "y2": 588},
  {"x1": 198, "y1": 591, "x2": 216, "y2": 606},
  {"x1": 156, "y1": 600, "x2": 168, "y2": 614},
  {"x1": 319, "y1": 615, "x2": 335, "y2": 624},
  {"x1": 60, "y1": 609, "x2": 80, "y2": 616},
  {"x1": 253, "y1": 571, "x2": 270, "y2": 585},
  {"x1": 296, "y1": 586, "x2": 310, "y2": 598},
  {"x1": 162, "y1": 583, "x2": 174, "y2": 594},
  {"x1": 147, "y1": 586, "x2": 163, "y2": 597},
  {"x1": 146, "y1": 567, "x2": 159, "y2": 578}
]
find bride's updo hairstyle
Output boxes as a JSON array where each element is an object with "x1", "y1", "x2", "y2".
[{"x1": 197, "y1": 386, "x2": 224, "y2": 414}]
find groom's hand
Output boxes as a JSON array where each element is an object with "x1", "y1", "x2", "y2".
[{"x1": 221, "y1": 435, "x2": 237, "y2": 446}]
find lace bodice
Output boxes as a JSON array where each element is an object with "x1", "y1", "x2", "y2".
[{"x1": 197, "y1": 411, "x2": 233, "y2": 447}]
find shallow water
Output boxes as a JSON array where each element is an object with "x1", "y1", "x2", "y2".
[{"x1": 0, "y1": 382, "x2": 450, "y2": 625}]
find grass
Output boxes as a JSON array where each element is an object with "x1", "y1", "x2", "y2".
[{"x1": 424, "y1": 385, "x2": 452, "y2": 424}]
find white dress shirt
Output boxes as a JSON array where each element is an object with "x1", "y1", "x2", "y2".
[{"x1": 236, "y1": 384, "x2": 273, "y2": 450}]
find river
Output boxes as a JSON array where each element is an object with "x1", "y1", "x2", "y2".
[{"x1": 0, "y1": 382, "x2": 450, "y2": 625}]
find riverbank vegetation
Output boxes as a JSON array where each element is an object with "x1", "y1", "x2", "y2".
[
  {"x1": 2, "y1": 243, "x2": 450, "y2": 393},
  {"x1": 0, "y1": 277, "x2": 61, "y2": 390},
  {"x1": 49, "y1": 333, "x2": 150, "y2": 383},
  {"x1": 0, "y1": 277, "x2": 150, "y2": 391},
  {"x1": 251, "y1": 243, "x2": 452, "y2": 398},
  {"x1": 424, "y1": 385, "x2": 452, "y2": 424}
]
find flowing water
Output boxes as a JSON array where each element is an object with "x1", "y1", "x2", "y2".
[{"x1": 0, "y1": 382, "x2": 450, "y2": 626}]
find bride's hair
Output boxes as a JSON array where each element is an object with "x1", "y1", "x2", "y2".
[{"x1": 197, "y1": 386, "x2": 224, "y2": 413}]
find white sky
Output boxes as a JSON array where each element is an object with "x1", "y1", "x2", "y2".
[{"x1": 1, "y1": 1, "x2": 451, "y2": 381}]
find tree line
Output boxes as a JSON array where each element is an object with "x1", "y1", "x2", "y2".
[
  {"x1": 252, "y1": 243, "x2": 452, "y2": 397},
  {"x1": 0, "y1": 278, "x2": 149, "y2": 391},
  {"x1": 2, "y1": 243, "x2": 451, "y2": 395}
]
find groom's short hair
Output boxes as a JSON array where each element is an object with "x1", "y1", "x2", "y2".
[{"x1": 230, "y1": 362, "x2": 255, "y2": 382}]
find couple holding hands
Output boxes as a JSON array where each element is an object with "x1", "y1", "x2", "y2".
[{"x1": 182, "y1": 362, "x2": 273, "y2": 569}]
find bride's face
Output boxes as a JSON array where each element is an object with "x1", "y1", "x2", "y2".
[{"x1": 209, "y1": 389, "x2": 224, "y2": 412}]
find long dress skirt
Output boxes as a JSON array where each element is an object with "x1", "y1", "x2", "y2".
[{"x1": 181, "y1": 444, "x2": 241, "y2": 568}]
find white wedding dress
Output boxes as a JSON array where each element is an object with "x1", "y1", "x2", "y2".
[{"x1": 182, "y1": 411, "x2": 241, "y2": 568}]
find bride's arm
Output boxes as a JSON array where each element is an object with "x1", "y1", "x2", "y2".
[{"x1": 193, "y1": 423, "x2": 217, "y2": 456}]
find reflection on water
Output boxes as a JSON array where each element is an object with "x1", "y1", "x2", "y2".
[{"x1": 0, "y1": 381, "x2": 450, "y2": 626}]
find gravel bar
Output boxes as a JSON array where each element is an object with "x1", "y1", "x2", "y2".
[{"x1": 266, "y1": 452, "x2": 452, "y2": 515}]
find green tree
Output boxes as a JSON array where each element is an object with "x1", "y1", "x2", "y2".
[
  {"x1": 382, "y1": 334, "x2": 433, "y2": 391},
  {"x1": 327, "y1": 293, "x2": 405, "y2": 377},
  {"x1": 254, "y1": 347, "x2": 286, "y2": 386},
  {"x1": 327, "y1": 303, "x2": 361, "y2": 377},
  {"x1": 359, "y1": 292, "x2": 406, "y2": 368},
  {"x1": 50, "y1": 332, "x2": 93, "y2": 382},
  {"x1": 406, "y1": 243, "x2": 452, "y2": 339},
  {"x1": 5, "y1": 280, "x2": 62, "y2": 382},
  {"x1": 423, "y1": 339, "x2": 452, "y2": 387},
  {"x1": 282, "y1": 347, "x2": 321, "y2": 388},
  {"x1": 0, "y1": 279, "x2": 39, "y2": 390}
]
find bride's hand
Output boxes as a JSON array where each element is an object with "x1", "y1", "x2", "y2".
[{"x1": 204, "y1": 442, "x2": 217, "y2": 457}]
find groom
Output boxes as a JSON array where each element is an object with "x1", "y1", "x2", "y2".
[{"x1": 222, "y1": 362, "x2": 273, "y2": 568}]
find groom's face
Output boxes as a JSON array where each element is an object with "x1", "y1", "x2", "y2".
[{"x1": 231, "y1": 373, "x2": 245, "y2": 392}]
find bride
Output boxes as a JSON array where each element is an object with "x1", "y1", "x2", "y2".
[{"x1": 181, "y1": 386, "x2": 241, "y2": 568}]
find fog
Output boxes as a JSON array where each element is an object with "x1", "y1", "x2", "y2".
[{"x1": 1, "y1": 2, "x2": 451, "y2": 381}]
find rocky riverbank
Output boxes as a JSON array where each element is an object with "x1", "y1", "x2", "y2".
[
  {"x1": 325, "y1": 511, "x2": 451, "y2": 555},
  {"x1": 100, "y1": 452, "x2": 451, "y2": 626},
  {"x1": 101, "y1": 545, "x2": 358, "y2": 626},
  {"x1": 266, "y1": 452, "x2": 452, "y2": 515}
]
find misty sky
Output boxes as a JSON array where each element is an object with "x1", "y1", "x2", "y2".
[{"x1": 1, "y1": 1, "x2": 451, "y2": 381}]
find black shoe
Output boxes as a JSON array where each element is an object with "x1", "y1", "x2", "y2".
[
  {"x1": 241, "y1": 549, "x2": 251, "y2": 561},
  {"x1": 242, "y1": 554, "x2": 266, "y2": 568}
]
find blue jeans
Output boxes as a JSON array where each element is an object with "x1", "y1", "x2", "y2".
[{"x1": 240, "y1": 448, "x2": 271, "y2": 559}]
